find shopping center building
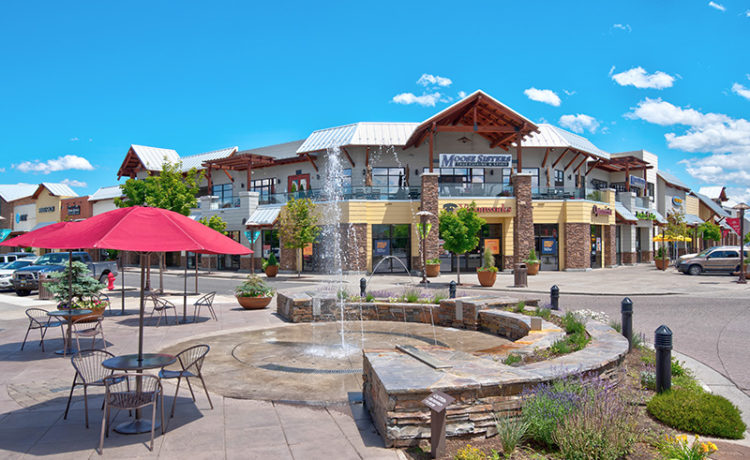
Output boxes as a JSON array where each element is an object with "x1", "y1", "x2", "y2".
[{"x1": 114, "y1": 90, "x2": 730, "y2": 273}]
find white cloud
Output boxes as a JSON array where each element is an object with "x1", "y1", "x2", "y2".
[
  {"x1": 564, "y1": 89, "x2": 576, "y2": 96},
  {"x1": 417, "y1": 74, "x2": 452, "y2": 88},
  {"x1": 69, "y1": 137, "x2": 79, "y2": 142},
  {"x1": 732, "y1": 83, "x2": 750, "y2": 101},
  {"x1": 14, "y1": 155, "x2": 94, "y2": 174},
  {"x1": 559, "y1": 114, "x2": 600, "y2": 133},
  {"x1": 708, "y1": 1, "x2": 726, "y2": 11},
  {"x1": 745, "y1": 9, "x2": 750, "y2": 17},
  {"x1": 726, "y1": 187, "x2": 750, "y2": 204},
  {"x1": 611, "y1": 66, "x2": 675, "y2": 89},
  {"x1": 60, "y1": 179, "x2": 87, "y2": 188},
  {"x1": 392, "y1": 92, "x2": 443, "y2": 107},
  {"x1": 523, "y1": 88, "x2": 561, "y2": 106},
  {"x1": 458, "y1": 91, "x2": 467, "y2": 98},
  {"x1": 612, "y1": 23, "x2": 632, "y2": 32},
  {"x1": 0, "y1": 168, "x2": 5, "y2": 173},
  {"x1": 608, "y1": 65, "x2": 616, "y2": 77}
]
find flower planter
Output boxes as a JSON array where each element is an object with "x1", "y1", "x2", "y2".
[
  {"x1": 476, "y1": 270, "x2": 497, "y2": 287},
  {"x1": 265, "y1": 265, "x2": 278, "y2": 278},
  {"x1": 57, "y1": 305, "x2": 106, "y2": 322},
  {"x1": 237, "y1": 296, "x2": 272, "y2": 310},
  {"x1": 526, "y1": 262, "x2": 540, "y2": 276},
  {"x1": 655, "y1": 258, "x2": 670, "y2": 271},
  {"x1": 425, "y1": 264, "x2": 440, "y2": 278}
]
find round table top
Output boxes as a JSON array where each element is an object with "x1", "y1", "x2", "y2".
[
  {"x1": 47, "y1": 309, "x2": 93, "y2": 318},
  {"x1": 102, "y1": 353, "x2": 177, "y2": 371}
]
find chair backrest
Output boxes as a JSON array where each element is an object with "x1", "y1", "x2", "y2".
[
  {"x1": 176, "y1": 344, "x2": 210, "y2": 373},
  {"x1": 195, "y1": 292, "x2": 216, "y2": 306},
  {"x1": 72, "y1": 316, "x2": 103, "y2": 331},
  {"x1": 26, "y1": 308, "x2": 50, "y2": 325},
  {"x1": 71, "y1": 350, "x2": 115, "y2": 384},
  {"x1": 103, "y1": 373, "x2": 161, "y2": 408}
]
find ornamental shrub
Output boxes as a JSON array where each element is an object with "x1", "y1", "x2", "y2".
[
  {"x1": 522, "y1": 379, "x2": 585, "y2": 448},
  {"x1": 453, "y1": 444, "x2": 485, "y2": 460},
  {"x1": 477, "y1": 247, "x2": 498, "y2": 272},
  {"x1": 647, "y1": 388, "x2": 746, "y2": 439},
  {"x1": 262, "y1": 252, "x2": 278, "y2": 270}
]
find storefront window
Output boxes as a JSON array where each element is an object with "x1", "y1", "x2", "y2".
[
  {"x1": 591, "y1": 225, "x2": 602, "y2": 269},
  {"x1": 554, "y1": 170, "x2": 564, "y2": 187},
  {"x1": 372, "y1": 224, "x2": 410, "y2": 273},
  {"x1": 534, "y1": 224, "x2": 559, "y2": 271},
  {"x1": 261, "y1": 229, "x2": 280, "y2": 260}
]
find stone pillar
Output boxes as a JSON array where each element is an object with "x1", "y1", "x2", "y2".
[
  {"x1": 512, "y1": 173, "x2": 533, "y2": 265},
  {"x1": 603, "y1": 225, "x2": 616, "y2": 267},
  {"x1": 341, "y1": 223, "x2": 367, "y2": 272},
  {"x1": 420, "y1": 172, "x2": 439, "y2": 262},
  {"x1": 280, "y1": 244, "x2": 296, "y2": 271},
  {"x1": 564, "y1": 223, "x2": 590, "y2": 270}
]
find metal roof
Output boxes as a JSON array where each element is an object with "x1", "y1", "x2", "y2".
[
  {"x1": 130, "y1": 144, "x2": 180, "y2": 171},
  {"x1": 521, "y1": 124, "x2": 610, "y2": 159},
  {"x1": 692, "y1": 192, "x2": 731, "y2": 218},
  {"x1": 247, "y1": 206, "x2": 282, "y2": 226},
  {"x1": 88, "y1": 185, "x2": 123, "y2": 202},
  {"x1": 31, "y1": 221, "x2": 59, "y2": 231},
  {"x1": 180, "y1": 147, "x2": 238, "y2": 171},
  {"x1": 656, "y1": 170, "x2": 690, "y2": 190},
  {"x1": 40, "y1": 183, "x2": 77, "y2": 197},
  {"x1": 698, "y1": 186, "x2": 726, "y2": 201},
  {"x1": 239, "y1": 140, "x2": 306, "y2": 160},
  {"x1": 685, "y1": 214, "x2": 704, "y2": 226},
  {"x1": 0, "y1": 183, "x2": 38, "y2": 202},
  {"x1": 615, "y1": 203, "x2": 637, "y2": 222},
  {"x1": 297, "y1": 123, "x2": 420, "y2": 154}
]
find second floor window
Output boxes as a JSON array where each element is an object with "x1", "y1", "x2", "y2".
[
  {"x1": 343, "y1": 169, "x2": 352, "y2": 192},
  {"x1": 554, "y1": 169, "x2": 564, "y2": 187},
  {"x1": 502, "y1": 168, "x2": 539, "y2": 188},
  {"x1": 591, "y1": 179, "x2": 608, "y2": 190},
  {"x1": 373, "y1": 167, "x2": 405, "y2": 193},
  {"x1": 251, "y1": 178, "x2": 275, "y2": 197},
  {"x1": 67, "y1": 205, "x2": 81, "y2": 216},
  {"x1": 212, "y1": 183, "x2": 234, "y2": 208}
]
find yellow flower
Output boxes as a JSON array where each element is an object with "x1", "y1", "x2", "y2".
[
  {"x1": 701, "y1": 442, "x2": 709, "y2": 453},
  {"x1": 709, "y1": 442, "x2": 718, "y2": 451}
]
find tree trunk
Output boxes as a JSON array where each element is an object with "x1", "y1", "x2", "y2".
[
  {"x1": 297, "y1": 248, "x2": 302, "y2": 278},
  {"x1": 456, "y1": 253, "x2": 461, "y2": 285}
]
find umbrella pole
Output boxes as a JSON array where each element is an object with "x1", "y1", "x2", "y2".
[
  {"x1": 138, "y1": 253, "x2": 146, "y2": 363},
  {"x1": 68, "y1": 251, "x2": 72, "y2": 308},
  {"x1": 183, "y1": 252, "x2": 187, "y2": 323},
  {"x1": 120, "y1": 253, "x2": 125, "y2": 314},
  {"x1": 195, "y1": 253, "x2": 198, "y2": 293}
]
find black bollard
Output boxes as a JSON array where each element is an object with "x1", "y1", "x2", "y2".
[
  {"x1": 621, "y1": 297, "x2": 633, "y2": 351},
  {"x1": 550, "y1": 285, "x2": 559, "y2": 310},
  {"x1": 449, "y1": 280, "x2": 456, "y2": 299},
  {"x1": 655, "y1": 325, "x2": 673, "y2": 393},
  {"x1": 360, "y1": 278, "x2": 367, "y2": 298}
]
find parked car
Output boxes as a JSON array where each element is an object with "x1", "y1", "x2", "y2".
[
  {"x1": 0, "y1": 258, "x2": 38, "y2": 290},
  {"x1": 12, "y1": 251, "x2": 118, "y2": 296},
  {"x1": 0, "y1": 252, "x2": 36, "y2": 266},
  {"x1": 677, "y1": 246, "x2": 750, "y2": 275}
]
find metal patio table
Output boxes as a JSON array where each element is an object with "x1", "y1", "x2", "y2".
[
  {"x1": 46, "y1": 309, "x2": 92, "y2": 355},
  {"x1": 101, "y1": 353, "x2": 176, "y2": 434}
]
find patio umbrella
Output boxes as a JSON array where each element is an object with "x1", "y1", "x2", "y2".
[{"x1": 3, "y1": 206, "x2": 251, "y2": 363}]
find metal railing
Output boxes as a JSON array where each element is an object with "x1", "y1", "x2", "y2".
[
  {"x1": 533, "y1": 186, "x2": 586, "y2": 200},
  {"x1": 635, "y1": 196, "x2": 652, "y2": 208},
  {"x1": 438, "y1": 183, "x2": 514, "y2": 197},
  {"x1": 257, "y1": 186, "x2": 422, "y2": 205},
  {"x1": 205, "y1": 196, "x2": 241, "y2": 210}
]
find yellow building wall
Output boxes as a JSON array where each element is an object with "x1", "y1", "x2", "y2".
[{"x1": 35, "y1": 190, "x2": 66, "y2": 224}]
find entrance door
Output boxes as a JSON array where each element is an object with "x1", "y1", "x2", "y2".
[
  {"x1": 635, "y1": 229, "x2": 643, "y2": 263},
  {"x1": 372, "y1": 224, "x2": 411, "y2": 273},
  {"x1": 288, "y1": 174, "x2": 310, "y2": 194},
  {"x1": 590, "y1": 225, "x2": 602, "y2": 269},
  {"x1": 534, "y1": 224, "x2": 558, "y2": 271},
  {"x1": 616, "y1": 226, "x2": 622, "y2": 265}
]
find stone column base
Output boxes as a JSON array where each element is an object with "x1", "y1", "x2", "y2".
[
  {"x1": 621, "y1": 252, "x2": 636, "y2": 265},
  {"x1": 641, "y1": 251, "x2": 653, "y2": 263},
  {"x1": 564, "y1": 223, "x2": 590, "y2": 270},
  {"x1": 603, "y1": 225, "x2": 616, "y2": 268}
]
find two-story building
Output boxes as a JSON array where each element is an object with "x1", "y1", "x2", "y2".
[
  {"x1": 32, "y1": 183, "x2": 77, "y2": 229},
  {"x1": 0, "y1": 184, "x2": 38, "y2": 251}
]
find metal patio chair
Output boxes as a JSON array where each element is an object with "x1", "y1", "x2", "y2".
[
  {"x1": 148, "y1": 292, "x2": 176, "y2": 327},
  {"x1": 71, "y1": 316, "x2": 107, "y2": 352},
  {"x1": 99, "y1": 373, "x2": 164, "y2": 453},
  {"x1": 158, "y1": 344, "x2": 213, "y2": 420},
  {"x1": 64, "y1": 350, "x2": 118, "y2": 428},
  {"x1": 21, "y1": 308, "x2": 65, "y2": 352},
  {"x1": 192, "y1": 292, "x2": 217, "y2": 321}
]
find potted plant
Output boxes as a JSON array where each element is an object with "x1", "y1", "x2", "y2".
[
  {"x1": 425, "y1": 258, "x2": 441, "y2": 277},
  {"x1": 235, "y1": 274, "x2": 275, "y2": 309},
  {"x1": 263, "y1": 252, "x2": 279, "y2": 278},
  {"x1": 655, "y1": 246, "x2": 670, "y2": 271},
  {"x1": 47, "y1": 261, "x2": 107, "y2": 321},
  {"x1": 476, "y1": 247, "x2": 498, "y2": 287},
  {"x1": 525, "y1": 249, "x2": 541, "y2": 275}
]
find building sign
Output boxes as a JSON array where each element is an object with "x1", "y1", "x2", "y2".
[
  {"x1": 727, "y1": 217, "x2": 742, "y2": 236},
  {"x1": 439, "y1": 153, "x2": 512, "y2": 168},
  {"x1": 67, "y1": 205, "x2": 81, "y2": 216},
  {"x1": 592, "y1": 205, "x2": 612, "y2": 216},
  {"x1": 671, "y1": 196, "x2": 683, "y2": 207},
  {"x1": 484, "y1": 239, "x2": 500, "y2": 255},
  {"x1": 629, "y1": 176, "x2": 646, "y2": 188},
  {"x1": 442, "y1": 203, "x2": 512, "y2": 214},
  {"x1": 15, "y1": 213, "x2": 27, "y2": 223},
  {"x1": 541, "y1": 237, "x2": 557, "y2": 255},
  {"x1": 244, "y1": 230, "x2": 261, "y2": 244},
  {"x1": 635, "y1": 211, "x2": 656, "y2": 221},
  {"x1": 303, "y1": 242, "x2": 313, "y2": 256},
  {"x1": 39, "y1": 206, "x2": 55, "y2": 213},
  {"x1": 0, "y1": 229, "x2": 10, "y2": 243},
  {"x1": 373, "y1": 239, "x2": 390, "y2": 256}
]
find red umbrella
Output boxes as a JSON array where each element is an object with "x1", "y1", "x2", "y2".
[{"x1": 0, "y1": 221, "x2": 74, "y2": 249}]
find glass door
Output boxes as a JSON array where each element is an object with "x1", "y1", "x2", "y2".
[{"x1": 590, "y1": 225, "x2": 602, "y2": 269}]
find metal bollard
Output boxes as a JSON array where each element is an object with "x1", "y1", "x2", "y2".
[
  {"x1": 621, "y1": 297, "x2": 633, "y2": 351},
  {"x1": 550, "y1": 285, "x2": 559, "y2": 310},
  {"x1": 360, "y1": 278, "x2": 367, "y2": 298},
  {"x1": 655, "y1": 325, "x2": 672, "y2": 393},
  {"x1": 449, "y1": 281, "x2": 456, "y2": 299}
]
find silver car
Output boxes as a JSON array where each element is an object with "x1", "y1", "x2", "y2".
[{"x1": 0, "y1": 258, "x2": 38, "y2": 289}]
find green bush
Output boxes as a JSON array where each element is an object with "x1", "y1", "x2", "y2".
[
  {"x1": 535, "y1": 307, "x2": 551, "y2": 320},
  {"x1": 647, "y1": 388, "x2": 746, "y2": 439},
  {"x1": 513, "y1": 301, "x2": 525, "y2": 313},
  {"x1": 503, "y1": 354, "x2": 522, "y2": 366},
  {"x1": 262, "y1": 252, "x2": 278, "y2": 270},
  {"x1": 522, "y1": 379, "x2": 584, "y2": 448},
  {"x1": 495, "y1": 416, "x2": 528, "y2": 458}
]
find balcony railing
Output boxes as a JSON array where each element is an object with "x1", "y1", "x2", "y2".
[
  {"x1": 200, "y1": 196, "x2": 241, "y2": 210},
  {"x1": 533, "y1": 186, "x2": 586, "y2": 200},
  {"x1": 258, "y1": 186, "x2": 422, "y2": 205},
  {"x1": 635, "y1": 196, "x2": 652, "y2": 208},
  {"x1": 438, "y1": 183, "x2": 514, "y2": 197}
]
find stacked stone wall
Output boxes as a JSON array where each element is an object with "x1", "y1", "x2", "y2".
[
  {"x1": 564, "y1": 222, "x2": 590, "y2": 269},
  {"x1": 512, "y1": 174, "x2": 533, "y2": 265},
  {"x1": 603, "y1": 225, "x2": 616, "y2": 267}
]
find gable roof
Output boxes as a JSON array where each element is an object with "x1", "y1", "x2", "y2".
[
  {"x1": 698, "y1": 186, "x2": 728, "y2": 202},
  {"x1": 241, "y1": 140, "x2": 306, "y2": 159},
  {"x1": 656, "y1": 170, "x2": 690, "y2": 191},
  {"x1": 88, "y1": 185, "x2": 123, "y2": 202},
  {"x1": 130, "y1": 145, "x2": 180, "y2": 171},
  {"x1": 692, "y1": 191, "x2": 730, "y2": 218},
  {"x1": 297, "y1": 123, "x2": 418, "y2": 154},
  {"x1": 180, "y1": 147, "x2": 238, "y2": 171},
  {"x1": 0, "y1": 183, "x2": 39, "y2": 202},
  {"x1": 521, "y1": 124, "x2": 610, "y2": 159},
  {"x1": 33, "y1": 183, "x2": 78, "y2": 199}
]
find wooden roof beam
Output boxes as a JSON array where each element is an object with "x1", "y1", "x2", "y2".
[
  {"x1": 305, "y1": 152, "x2": 319, "y2": 172},
  {"x1": 435, "y1": 125, "x2": 518, "y2": 133},
  {"x1": 586, "y1": 159, "x2": 602, "y2": 175},
  {"x1": 551, "y1": 148, "x2": 570, "y2": 168},
  {"x1": 563, "y1": 151, "x2": 583, "y2": 171},
  {"x1": 541, "y1": 148, "x2": 551, "y2": 168},
  {"x1": 573, "y1": 157, "x2": 588, "y2": 173},
  {"x1": 490, "y1": 132, "x2": 517, "y2": 149},
  {"x1": 341, "y1": 147, "x2": 355, "y2": 167}
]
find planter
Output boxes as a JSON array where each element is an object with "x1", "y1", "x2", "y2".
[
  {"x1": 476, "y1": 270, "x2": 497, "y2": 287},
  {"x1": 57, "y1": 305, "x2": 106, "y2": 322},
  {"x1": 265, "y1": 265, "x2": 278, "y2": 278},
  {"x1": 237, "y1": 296, "x2": 272, "y2": 310},
  {"x1": 425, "y1": 264, "x2": 440, "y2": 278},
  {"x1": 526, "y1": 262, "x2": 540, "y2": 276},
  {"x1": 655, "y1": 258, "x2": 670, "y2": 271}
]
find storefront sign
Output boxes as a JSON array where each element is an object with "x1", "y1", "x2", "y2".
[
  {"x1": 439, "y1": 153, "x2": 512, "y2": 168},
  {"x1": 442, "y1": 203, "x2": 512, "y2": 214},
  {"x1": 0, "y1": 229, "x2": 10, "y2": 243},
  {"x1": 727, "y1": 217, "x2": 742, "y2": 236},
  {"x1": 303, "y1": 242, "x2": 313, "y2": 256},
  {"x1": 671, "y1": 196, "x2": 683, "y2": 207},
  {"x1": 38, "y1": 206, "x2": 55, "y2": 213},
  {"x1": 635, "y1": 211, "x2": 656, "y2": 221},
  {"x1": 541, "y1": 237, "x2": 557, "y2": 255},
  {"x1": 592, "y1": 205, "x2": 612, "y2": 217},
  {"x1": 484, "y1": 239, "x2": 500, "y2": 255},
  {"x1": 629, "y1": 176, "x2": 646, "y2": 188},
  {"x1": 244, "y1": 230, "x2": 261, "y2": 244},
  {"x1": 373, "y1": 239, "x2": 390, "y2": 256},
  {"x1": 262, "y1": 244, "x2": 271, "y2": 257}
]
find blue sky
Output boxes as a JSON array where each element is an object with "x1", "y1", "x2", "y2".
[{"x1": 1, "y1": 1, "x2": 748, "y2": 200}]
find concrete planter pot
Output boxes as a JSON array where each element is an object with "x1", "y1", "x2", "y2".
[
  {"x1": 476, "y1": 270, "x2": 497, "y2": 287},
  {"x1": 526, "y1": 262, "x2": 540, "y2": 276},
  {"x1": 654, "y1": 258, "x2": 670, "y2": 270},
  {"x1": 265, "y1": 265, "x2": 278, "y2": 278},
  {"x1": 237, "y1": 296, "x2": 272, "y2": 310},
  {"x1": 425, "y1": 264, "x2": 440, "y2": 277}
]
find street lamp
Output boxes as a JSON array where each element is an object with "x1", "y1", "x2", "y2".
[
  {"x1": 732, "y1": 203, "x2": 749, "y2": 284},
  {"x1": 416, "y1": 210, "x2": 434, "y2": 284}
]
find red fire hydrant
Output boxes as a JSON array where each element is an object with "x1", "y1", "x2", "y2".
[{"x1": 107, "y1": 272, "x2": 116, "y2": 290}]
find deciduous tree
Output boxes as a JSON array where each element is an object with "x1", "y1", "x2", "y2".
[
  {"x1": 439, "y1": 202, "x2": 485, "y2": 284},
  {"x1": 278, "y1": 197, "x2": 320, "y2": 277}
]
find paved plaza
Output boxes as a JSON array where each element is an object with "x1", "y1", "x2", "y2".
[{"x1": 0, "y1": 264, "x2": 748, "y2": 458}]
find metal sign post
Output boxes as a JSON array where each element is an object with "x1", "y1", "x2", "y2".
[{"x1": 421, "y1": 390, "x2": 455, "y2": 458}]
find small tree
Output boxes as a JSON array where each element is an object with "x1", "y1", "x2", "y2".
[
  {"x1": 439, "y1": 202, "x2": 485, "y2": 284},
  {"x1": 198, "y1": 215, "x2": 227, "y2": 235},
  {"x1": 278, "y1": 197, "x2": 320, "y2": 277},
  {"x1": 46, "y1": 261, "x2": 105, "y2": 307},
  {"x1": 696, "y1": 221, "x2": 721, "y2": 246},
  {"x1": 665, "y1": 211, "x2": 690, "y2": 259}
]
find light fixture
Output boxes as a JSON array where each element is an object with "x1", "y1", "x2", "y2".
[
  {"x1": 490, "y1": 170, "x2": 494, "y2": 176},
  {"x1": 362, "y1": 169, "x2": 367, "y2": 176},
  {"x1": 457, "y1": 136, "x2": 472, "y2": 144},
  {"x1": 415, "y1": 169, "x2": 419, "y2": 176},
  {"x1": 316, "y1": 174, "x2": 320, "y2": 180}
]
